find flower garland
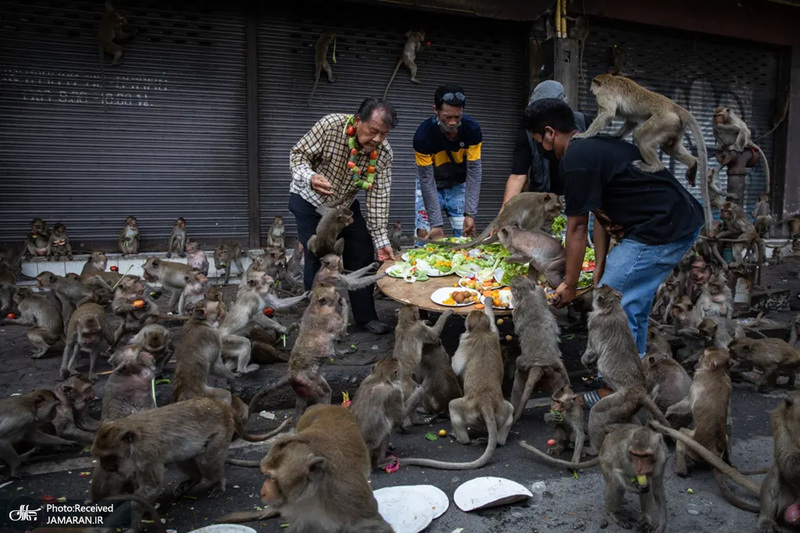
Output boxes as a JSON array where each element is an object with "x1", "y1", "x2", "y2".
[{"x1": 345, "y1": 117, "x2": 378, "y2": 190}]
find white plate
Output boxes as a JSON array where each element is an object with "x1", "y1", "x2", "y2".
[
  {"x1": 453, "y1": 476, "x2": 533, "y2": 512},
  {"x1": 188, "y1": 526, "x2": 257, "y2": 533},
  {"x1": 374, "y1": 485, "x2": 449, "y2": 520},
  {"x1": 374, "y1": 487, "x2": 434, "y2": 533},
  {"x1": 491, "y1": 288, "x2": 514, "y2": 310},
  {"x1": 430, "y1": 287, "x2": 480, "y2": 307}
]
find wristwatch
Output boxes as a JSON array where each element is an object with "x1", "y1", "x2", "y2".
[{"x1": 464, "y1": 212, "x2": 474, "y2": 218}]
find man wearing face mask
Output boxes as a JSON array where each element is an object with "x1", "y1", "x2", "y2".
[
  {"x1": 524, "y1": 98, "x2": 703, "y2": 358},
  {"x1": 502, "y1": 80, "x2": 588, "y2": 205},
  {"x1": 413, "y1": 85, "x2": 483, "y2": 241}
]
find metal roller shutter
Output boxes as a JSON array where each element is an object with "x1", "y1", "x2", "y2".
[
  {"x1": 0, "y1": 0, "x2": 247, "y2": 251},
  {"x1": 258, "y1": 3, "x2": 527, "y2": 241},
  {"x1": 577, "y1": 21, "x2": 780, "y2": 213}
]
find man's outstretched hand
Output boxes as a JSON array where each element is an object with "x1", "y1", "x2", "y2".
[
  {"x1": 377, "y1": 246, "x2": 395, "y2": 262},
  {"x1": 552, "y1": 282, "x2": 577, "y2": 308},
  {"x1": 426, "y1": 227, "x2": 445, "y2": 241}
]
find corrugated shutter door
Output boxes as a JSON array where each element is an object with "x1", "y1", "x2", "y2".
[
  {"x1": 577, "y1": 21, "x2": 779, "y2": 212},
  {"x1": 258, "y1": 4, "x2": 527, "y2": 241},
  {"x1": 0, "y1": 0, "x2": 247, "y2": 251}
]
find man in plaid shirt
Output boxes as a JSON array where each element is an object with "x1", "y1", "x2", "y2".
[{"x1": 289, "y1": 97, "x2": 398, "y2": 335}]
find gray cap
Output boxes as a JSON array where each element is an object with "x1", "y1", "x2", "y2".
[{"x1": 528, "y1": 80, "x2": 566, "y2": 106}]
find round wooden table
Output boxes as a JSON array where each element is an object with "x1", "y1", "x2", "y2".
[{"x1": 376, "y1": 260, "x2": 513, "y2": 316}]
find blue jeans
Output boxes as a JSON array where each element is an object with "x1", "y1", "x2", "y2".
[
  {"x1": 414, "y1": 179, "x2": 465, "y2": 240},
  {"x1": 598, "y1": 229, "x2": 699, "y2": 357}
]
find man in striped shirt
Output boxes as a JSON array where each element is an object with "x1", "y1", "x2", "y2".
[{"x1": 289, "y1": 97, "x2": 398, "y2": 335}]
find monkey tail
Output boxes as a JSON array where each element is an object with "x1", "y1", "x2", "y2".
[
  {"x1": 233, "y1": 415, "x2": 292, "y2": 443},
  {"x1": 754, "y1": 146, "x2": 771, "y2": 195},
  {"x1": 512, "y1": 369, "x2": 541, "y2": 425},
  {"x1": 713, "y1": 469, "x2": 761, "y2": 513},
  {"x1": 308, "y1": 72, "x2": 322, "y2": 105},
  {"x1": 648, "y1": 420, "x2": 761, "y2": 495},
  {"x1": 400, "y1": 406, "x2": 499, "y2": 470},
  {"x1": 98, "y1": 493, "x2": 165, "y2": 533},
  {"x1": 383, "y1": 59, "x2": 403, "y2": 99},
  {"x1": 683, "y1": 111, "x2": 712, "y2": 233},
  {"x1": 519, "y1": 439, "x2": 599, "y2": 469},
  {"x1": 248, "y1": 375, "x2": 291, "y2": 412},
  {"x1": 639, "y1": 394, "x2": 671, "y2": 428},
  {"x1": 225, "y1": 457, "x2": 263, "y2": 468}
]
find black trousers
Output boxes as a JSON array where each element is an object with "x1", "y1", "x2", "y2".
[{"x1": 289, "y1": 193, "x2": 378, "y2": 324}]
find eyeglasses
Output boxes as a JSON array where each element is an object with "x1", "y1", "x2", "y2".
[{"x1": 441, "y1": 92, "x2": 466, "y2": 106}]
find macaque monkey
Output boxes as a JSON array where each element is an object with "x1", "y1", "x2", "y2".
[
  {"x1": 0, "y1": 259, "x2": 15, "y2": 284},
  {"x1": 307, "y1": 206, "x2": 354, "y2": 258},
  {"x1": 178, "y1": 271, "x2": 209, "y2": 317},
  {"x1": 696, "y1": 270, "x2": 733, "y2": 319},
  {"x1": 712, "y1": 106, "x2": 771, "y2": 192},
  {"x1": 598, "y1": 425, "x2": 668, "y2": 532},
  {"x1": 45, "y1": 223, "x2": 73, "y2": 261},
  {"x1": 705, "y1": 166, "x2": 741, "y2": 210},
  {"x1": 652, "y1": 274, "x2": 683, "y2": 323},
  {"x1": 646, "y1": 327, "x2": 672, "y2": 357},
  {"x1": 79, "y1": 252, "x2": 119, "y2": 285},
  {"x1": 771, "y1": 246, "x2": 783, "y2": 265},
  {"x1": 61, "y1": 303, "x2": 114, "y2": 380},
  {"x1": 111, "y1": 275, "x2": 159, "y2": 346},
  {"x1": 166, "y1": 217, "x2": 187, "y2": 258},
  {"x1": 173, "y1": 301, "x2": 239, "y2": 402},
  {"x1": 261, "y1": 245, "x2": 304, "y2": 293},
  {"x1": 98, "y1": 1, "x2": 134, "y2": 66},
  {"x1": 36, "y1": 271, "x2": 97, "y2": 329},
  {"x1": 576, "y1": 74, "x2": 712, "y2": 231},
  {"x1": 541, "y1": 385, "x2": 585, "y2": 464},
  {"x1": 249, "y1": 283, "x2": 348, "y2": 419},
  {"x1": 383, "y1": 30, "x2": 426, "y2": 97},
  {"x1": 752, "y1": 192, "x2": 773, "y2": 237},
  {"x1": 671, "y1": 295, "x2": 702, "y2": 333},
  {"x1": 308, "y1": 31, "x2": 336, "y2": 102},
  {"x1": 23, "y1": 217, "x2": 50, "y2": 258},
  {"x1": 257, "y1": 405, "x2": 393, "y2": 532},
  {"x1": 642, "y1": 352, "x2": 691, "y2": 422},
  {"x1": 266, "y1": 215, "x2": 286, "y2": 249},
  {"x1": 287, "y1": 241, "x2": 305, "y2": 282},
  {"x1": 0, "y1": 389, "x2": 77, "y2": 478},
  {"x1": 758, "y1": 392, "x2": 800, "y2": 531},
  {"x1": 51, "y1": 374, "x2": 100, "y2": 445},
  {"x1": 497, "y1": 226, "x2": 566, "y2": 288},
  {"x1": 214, "y1": 241, "x2": 245, "y2": 285},
  {"x1": 142, "y1": 257, "x2": 192, "y2": 311},
  {"x1": 433, "y1": 192, "x2": 562, "y2": 250},
  {"x1": 184, "y1": 239, "x2": 209, "y2": 275},
  {"x1": 728, "y1": 337, "x2": 800, "y2": 392},
  {"x1": 312, "y1": 254, "x2": 387, "y2": 292},
  {"x1": 118, "y1": 215, "x2": 139, "y2": 256},
  {"x1": 2, "y1": 287, "x2": 62, "y2": 358},
  {"x1": 388, "y1": 221, "x2": 403, "y2": 253},
  {"x1": 129, "y1": 324, "x2": 173, "y2": 376},
  {"x1": 391, "y1": 305, "x2": 452, "y2": 425},
  {"x1": 91, "y1": 397, "x2": 234, "y2": 506},
  {"x1": 350, "y1": 358, "x2": 404, "y2": 469},
  {"x1": 400, "y1": 300, "x2": 514, "y2": 470},
  {"x1": 403, "y1": 340, "x2": 462, "y2": 423},
  {"x1": 509, "y1": 276, "x2": 570, "y2": 424},
  {"x1": 102, "y1": 345, "x2": 158, "y2": 421},
  {"x1": 716, "y1": 200, "x2": 764, "y2": 269}
]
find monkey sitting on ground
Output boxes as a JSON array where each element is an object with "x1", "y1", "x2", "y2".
[
  {"x1": 214, "y1": 241, "x2": 246, "y2": 285},
  {"x1": 185, "y1": 239, "x2": 209, "y2": 275},
  {"x1": 652, "y1": 274, "x2": 683, "y2": 324},
  {"x1": 0, "y1": 389, "x2": 78, "y2": 478},
  {"x1": 36, "y1": 271, "x2": 97, "y2": 328},
  {"x1": 61, "y1": 302, "x2": 114, "y2": 380},
  {"x1": 287, "y1": 241, "x2": 305, "y2": 283},
  {"x1": 111, "y1": 275, "x2": 159, "y2": 347},
  {"x1": 695, "y1": 270, "x2": 733, "y2": 319},
  {"x1": 142, "y1": 257, "x2": 192, "y2": 312},
  {"x1": 1, "y1": 286, "x2": 63, "y2": 358},
  {"x1": 728, "y1": 337, "x2": 800, "y2": 392},
  {"x1": 389, "y1": 221, "x2": 404, "y2": 253},
  {"x1": 266, "y1": 215, "x2": 286, "y2": 249},
  {"x1": 758, "y1": 391, "x2": 800, "y2": 531},
  {"x1": 50, "y1": 374, "x2": 99, "y2": 445},
  {"x1": 79, "y1": 251, "x2": 121, "y2": 287},
  {"x1": 712, "y1": 106, "x2": 771, "y2": 192},
  {"x1": 509, "y1": 276, "x2": 570, "y2": 424},
  {"x1": 575, "y1": 74, "x2": 712, "y2": 231},
  {"x1": 642, "y1": 352, "x2": 691, "y2": 427},
  {"x1": 400, "y1": 299, "x2": 514, "y2": 470},
  {"x1": 307, "y1": 206, "x2": 354, "y2": 258},
  {"x1": 249, "y1": 283, "x2": 349, "y2": 420},
  {"x1": 118, "y1": 215, "x2": 139, "y2": 256},
  {"x1": 253, "y1": 405, "x2": 393, "y2": 531},
  {"x1": 402, "y1": 340, "x2": 462, "y2": 423},
  {"x1": 671, "y1": 295, "x2": 702, "y2": 334},
  {"x1": 391, "y1": 304, "x2": 453, "y2": 426},
  {"x1": 383, "y1": 30, "x2": 426, "y2": 96},
  {"x1": 752, "y1": 192, "x2": 774, "y2": 238},
  {"x1": 129, "y1": 323, "x2": 172, "y2": 376},
  {"x1": 46, "y1": 223, "x2": 73, "y2": 261},
  {"x1": 102, "y1": 344, "x2": 158, "y2": 421},
  {"x1": 350, "y1": 358, "x2": 404, "y2": 469},
  {"x1": 178, "y1": 271, "x2": 209, "y2": 317},
  {"x1": 166, "y1": 217, "x2": 187, "y2": 258},
  {"x1": 23, "y1": 217, "x2": 50, "y2": 258},
  {"x1": 308, "y1": 31, "x2": 336, "y2": 102},
  {"x1": 541, "y1": 385, "x2": 585, "y2": 464},
  {"x1": 261, "y1": 245, "x2": 304, "y2": 293}
]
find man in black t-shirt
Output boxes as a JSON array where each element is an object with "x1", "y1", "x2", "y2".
[{"x1": 524, "y1": 99, "x2": 703, "y2": 356}]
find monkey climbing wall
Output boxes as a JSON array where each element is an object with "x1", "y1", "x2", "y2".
[
  {"x1": 256, "y1": 4, "x2": 528, "y2": 240},
  {"x1": 576, "y1": 20, "x2": 780, "y2": 214}
]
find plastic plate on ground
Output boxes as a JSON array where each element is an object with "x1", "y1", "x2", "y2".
[
  {"x1": 374, "y1": 487, "x2": 434, "y2": 533},
  {"x1": 430, "y1": 287, "x2": 480, "y2": 307},
  {"x1": 453, "y1": 476, "x2": 533, "y2": 512},
  {"x1": 188, "y1": 526, "x2": 257, "y2": 533},
  {"x1": 374, "y1": 484, "x2": 449, "y2": 520}
]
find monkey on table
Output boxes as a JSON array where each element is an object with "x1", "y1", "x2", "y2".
[
  {"x1": 525, "y1": 99, "x2": 703, "y2": 358},
  {"x1": 288, "y1": 97, "x2": 398, "y2": 335},
  {"x1": 412, "y1": 85, "x2": 482, "y2": 241}
]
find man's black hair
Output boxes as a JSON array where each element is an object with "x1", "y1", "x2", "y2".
[
  {"x1": 523, "y1": 98, "x2": 577, "y2": 135},
  {"x1": 434, "y1": 84, "x2": 466, "y2": 109},
  {"x1": 357, "y1": 97, "x2": 399, "y2": 129}
]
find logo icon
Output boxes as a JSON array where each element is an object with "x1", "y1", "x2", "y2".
[{"x1": 9, "y1": 505, "x2": 41, "y2": 522}]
